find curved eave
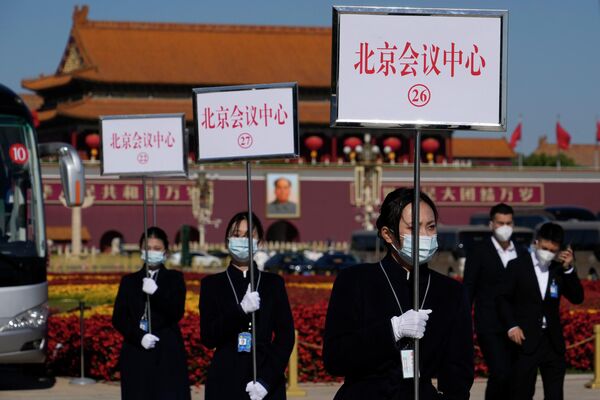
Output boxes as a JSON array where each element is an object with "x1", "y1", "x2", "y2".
[
  {"x1": 38, "y1": 97, "x2": 330, "y2": 125},
  {"x1": 22, "y1": 75, "x2": 74, "y2": 91}
]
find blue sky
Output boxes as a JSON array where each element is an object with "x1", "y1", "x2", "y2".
[{"x1": 1, "y1": 0, "x2": 599, "y2": 154}]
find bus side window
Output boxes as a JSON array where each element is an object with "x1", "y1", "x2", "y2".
[
  {"x1": 0, "y1": 197, "x2": 4, "y2": 239},
  {"x1": 7, "y1": 183, "x2": 27, "y2": 242}
]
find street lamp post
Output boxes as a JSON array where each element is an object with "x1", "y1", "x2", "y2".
[
  {"x1": 348, "y1": 134, "x2": 382, "y2": 231},
  {"x1": 60, "y1": 190, "x2": 95, "y2": 257},
  {"x1": 190, "y1": 170, "x2": 221, "y2": 249}
]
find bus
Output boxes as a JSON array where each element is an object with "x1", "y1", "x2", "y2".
[
  {"x1": 469, "y1": 209, "x2": 555, "y2": 230},
  {"x1": 0, "y1": 84, "x2": 84, "y2": 365},
  {"x1": 349, "y1": 229, "x2": 385, "y2": 264},
  {"x1": 432, "y1": 224, "x2": 534, "y2": 277}
]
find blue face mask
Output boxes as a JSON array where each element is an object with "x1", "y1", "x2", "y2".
[
  {"x1": 391, "y1": 233, "x2": 438, "y2": 265},
  {"x1": 228, "y1": 237, "x2": 259, "y2": 262},
  {"x1": 140, "y1": 250, "x2": 166, "y2": 267}
]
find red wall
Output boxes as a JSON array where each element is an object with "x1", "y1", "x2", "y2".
[{"x1": 43, "y1": 179, "x2": 600, "y2": 248}]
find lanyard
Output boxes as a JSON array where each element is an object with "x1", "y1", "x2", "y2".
[
  {"x1": 226, "y1": 268, "x2": 262, "y2": 305},
  {"x1": 143, "y1": 269, "x2": 159, "y2": 320},
  {"x1": 379, "y1": 261, "x2": 431, "y2": 315}
]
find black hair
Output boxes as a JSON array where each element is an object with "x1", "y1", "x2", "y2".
[
  {"x1": 537, "y1": 222, "x2": 564, "y2": 245},
  {"x1": 274, "y1": 177, "x2": 292, "y2": 187},
  {"x1": 139, "y1": 226, "x2": 169, "y2": 251},
  {"x1": 224, "y1": 211, "x2": 264, "y2": 244},
  {"x1": 489, "y1": 203, "x2": 514, "y2": 220},
  {"x1": 375, "y1": 187, "x2": 438, "y2": 242}
]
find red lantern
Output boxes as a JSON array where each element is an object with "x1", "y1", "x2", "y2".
[
  {"x1": 304, "y1": 135, "x2": 324, "y2": 151},
  {"x1": 343, "y1": 136, "x2": 362, "y2": 150},
  {"x1": 383, "y1": 137, "x2": 401, "y2": 152},
  {"x1": 421, "y1": 138, "x2": 440, "y2": 154},
  {"x1": 85, "y1": 133, "x2": 100, "y2": 149},
  {"x1": 31, "y1": 110, "x2": 40, "y2": 128}
]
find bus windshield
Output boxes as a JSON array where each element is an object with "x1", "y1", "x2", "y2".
[{"x1": 0, "y1": 116, "x2": 46, "y2": 287}]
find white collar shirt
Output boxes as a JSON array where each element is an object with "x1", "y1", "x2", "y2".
[
  {"x1": 530, "y1": 251, "x2": 550, "y2": 300},
  {"x1": 491, "y1": 236, "x2": 517, "y2": 268},
  {"x1": 530, "y1": 251, "x2": 549, "y2": 328}
]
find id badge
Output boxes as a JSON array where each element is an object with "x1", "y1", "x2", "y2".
[
  {"x1": 238, "y1": 332, "x2": 252, "y2": 353},
  {"x1": 401, "y1": 349, "x2": 415, "y2": 379},
  {"x1": 139, "y1": 318, "x2": 148, "y2": 332},
  {"x1": 550, "y1": 280, "x2": 559, "y2": 298}
]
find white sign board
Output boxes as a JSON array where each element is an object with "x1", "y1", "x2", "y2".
[
  {"x1": 332, "y1": 7, "x2": 507, "y2": 131},
  {"x1": 100, "y1": 114, "x2": 187, "y2": 176},
  {"x1": 193, "y1": 83, "x2": 299, "y2": 162}
]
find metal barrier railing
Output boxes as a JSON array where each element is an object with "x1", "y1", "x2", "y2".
[
  {"x1": 586, "y1": 324, "x2": 600, "y2": 389},
  {"x1": 287, "y1": 328, "x2": 600, "y2": 393},
  {"x1": 287, "y1": 330, "x2": 307, "y2": 397}
]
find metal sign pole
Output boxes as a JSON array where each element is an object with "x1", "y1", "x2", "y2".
[
  {"x1": 142, "y1": 176, "x2": 151, "y2": 334},
  {"x1": 152, "y1": 177, "x2": 157, "y2": 225},
  {"x1": 412, "y1": 130, "x2": 422, "y2": 399},
  {"x1": 246, "y1": 161, "x2": 257, "y2": 383}
]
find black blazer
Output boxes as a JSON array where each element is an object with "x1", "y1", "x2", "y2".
[
  {"x1": 323, "y1": 254, "x2": 474, "y2": 400},
  {"x1": 200, "y1": 264, "x2": 295, "y2": 400},
  {"x1": 496, "y1": 255, "x2": 584, "y2": 354},
  {"x1": 112, "y1": 265, "x2": 190, "y2": 400},
  {"x1": 463, "y1": 237, "x2": 529, "y2": 334}
]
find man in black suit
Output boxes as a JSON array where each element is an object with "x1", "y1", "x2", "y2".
[
  {"x1": 497, "y1": 222, "x2": 584, "y2": 400},
  {"x1": 464, "y1": 203, "x2": 528, "y2": 400}
]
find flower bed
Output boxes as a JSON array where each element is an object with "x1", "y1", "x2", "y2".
[{"x1": 47, "y1": 273, "x2": 600, "y2": 383}]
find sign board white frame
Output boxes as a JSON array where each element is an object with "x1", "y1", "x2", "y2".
[
  {"x1": 331, "y1": 6, "x2": 508, "y2": 131},
  {"x1": 193, "y1": 82, "x2": 299, "y2": 162},
  {"x1": 100, "y1": 113, "x2": 188, "y2": 176}
]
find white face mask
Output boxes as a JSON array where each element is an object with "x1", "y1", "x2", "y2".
[
  {"x1": 140, "y1": 250, "x2": 166, "y2": 267},
  {"x1": 493, "y1": 225, "x2": 513, "y2": 242},
  {"x1": 535, "y1": 248, "x2": 555, "y2": 267},
  {"x1": 391, "y1": 233, "x2": 438, "y2": 265},
  {"x1": 228, "y1": 237, "x2": 259, "y2": 262}
]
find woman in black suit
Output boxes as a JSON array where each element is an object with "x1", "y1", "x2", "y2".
[
  {"x1": 323, "y1": 188, "x2": 474, "y2": 400},
  {"x1": 200, "y1": 211, "x2": 295, "y2": 400},
  {"x1": 112, "y1": 227, "x2": 190, "y2": 400}
]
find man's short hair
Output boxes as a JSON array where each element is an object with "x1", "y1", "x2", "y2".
[
  {"x1": 274, "y1": 177, "x2": 291, "y2": 188},
  {"x1": 537, "y1": 222, "x2": 564, "y2": 245},
  {"x1": 489, "y1": 203, "x2": 514, "y2": 220}
]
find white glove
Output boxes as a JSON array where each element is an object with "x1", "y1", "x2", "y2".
[
  {"x1": 240, "y1": 284, "x2": 260, "y2": 314},
  {"x1": 245, "y1": 381, "x2": 268, "y2": 400},
  {"x1": 391, "y1": 309, "x2": 432, "y2": 341},
  {"x1": 142, "y1": 277, "x2": 158, "y2": 295},
  {"x1": 141, "y1": 333, "x2": 160, "y2": 349}
]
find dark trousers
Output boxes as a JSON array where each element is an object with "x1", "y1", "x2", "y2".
[
  {"x1": 478, "y1": 332, "x2": 514, "y2": 400},
  {"x1": 511, "y1": 331, "x2": 566, "y2": 400}
]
